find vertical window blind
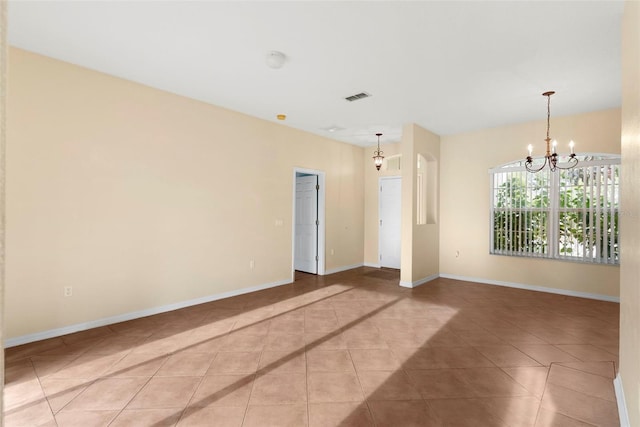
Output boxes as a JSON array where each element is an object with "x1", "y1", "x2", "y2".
[{"x1": 490, "y1": 156, "x2": 620, "y2": 265}]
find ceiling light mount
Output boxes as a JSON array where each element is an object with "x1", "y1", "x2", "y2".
[
  {"x1": 373, "y1": 133, "x2": 384, "y2": 171},
  {"x1": 266, "y1": 51, "x2": 286, "y2": 69},
  {"x1": 321, "y1": 125, "x2": 345, "y2": 133},
  {"x1": 525, "y1": 91, "x2": 578, "y2": 173}
]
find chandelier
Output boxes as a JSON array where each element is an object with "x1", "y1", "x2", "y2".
[
  {"x1": 373, "y1": 133, "x2": 384, "y2": 170},
  {"x1": 525, "y1": 91, "x2": 578, "y2": 173}
]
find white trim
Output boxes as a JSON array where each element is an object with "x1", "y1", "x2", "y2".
[
  {"x1": 4, "y1": 278, "x2": 291, "y2": 348},
  {"x1": 364, "y1": 262, "x2": 380, "y2": 268},
  {"x1": 292, "y1": 168, "x2": 326, "y2": 279},
  {"x1": 324, "y1": 263, "x2": 364, "y2": 275},
  {"x1": 439, "y1": 273, "x2": 620, "y2": 303},
  {"x1": 614, "y1": 375, "x2": 630, "y2": 427},
  {"x1": 399, "y1": 274, "x2": 439, "y2": 288}
]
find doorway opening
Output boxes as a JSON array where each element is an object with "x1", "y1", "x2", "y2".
[{"x1": 292, "y1": 168, "x2": 326, "y2": 279}]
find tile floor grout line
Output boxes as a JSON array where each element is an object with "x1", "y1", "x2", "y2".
[
  {"x1": 4, "y1": 270, "x2": 622, "y2": 426},
  {"x1": 546, "y1": 366, "x2": 621, "y2": 405},
  {"x1": 43, "y1": 347, "x2": 131, "y2": 415},
  {"x1": 108, "y1": 353, "x2": 173, "y2": 426},
  {"x1": 554, "y1": 360, "x2": 618, "y2": 379},
  {"x1": 27, "y1": 356, "x2": 57, "y2": 425},
  {"x1": 231, "y1": 297, "x2": 405, "y2": 425},
  {"x1": 5, "y1": 286, "x2": 357, "y2": 417},
  {"x1": 540, "y1": 362, "x2": 617, "y2": 426},
  {"x1": 31, "y1": 343, "x2": 94, "y2": 381},
  {"x1": 304, "y1": 341, "x2": 310, "y2": 427},
  {"x1": 237, "y1": 370, "x2": 255, "y2": 427},
  {"x1": 104, "y1": 373, "x2": 156, "y2": 427},
  {"x1": 534, "y1": 361, "x2": 563, "y2": 426},
  {"x1": 172, "y1": 372, "x2": 208, "y2": 427},
  {"x1": 9, "y1": 283, "x2": 353, "y2": 363}
]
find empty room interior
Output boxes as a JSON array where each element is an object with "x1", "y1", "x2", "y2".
[{"x1": 2, "y1": 1, "x2": 640, "y2": 426}]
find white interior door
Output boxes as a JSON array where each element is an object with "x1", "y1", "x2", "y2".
[
  {"x1": 295, "y1": 175, "x2": 318, "y2": 274},
  {"x1": 379, "y1": 177, "x2": 402, "y2": 269}
]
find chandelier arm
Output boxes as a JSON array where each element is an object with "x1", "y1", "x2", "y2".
[
  {"x1": 554, "y1": 155, "x2": 579, "y2": 170},
  {"x1": 525, "y1": 156, "x2": 549, "y2": 173}
]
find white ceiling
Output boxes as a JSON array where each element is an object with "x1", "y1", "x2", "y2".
[{"x1": 8, "y1": 1, "x2": 624, "y2": 147}]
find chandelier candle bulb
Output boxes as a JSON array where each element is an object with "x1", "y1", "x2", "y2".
[
  {"x1": 569, "y1": 140, "x2": 575, "y2": 154},
  {"x1": 552, "y1": 140, "x2": 557, "y2": 154},
  {"x1": 528, "y1": 144, "x2": 533, "y2": 157}
]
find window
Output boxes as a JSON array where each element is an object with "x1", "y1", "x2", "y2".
[{"x1": 490, "y1": 155, "x2": 620, "y2": 264}]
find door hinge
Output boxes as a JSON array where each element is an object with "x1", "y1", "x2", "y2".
[
  {"x1": 380, "y1": 220, "x2": 382, "y2": 226},
  {"x1": 316, "y1": 219, "x2": 319, "y2": 226},
  {"x1": 316, "y1": 184, "x2": 320, "y2": 190},
  {"x1": 315, "y1": 255, "x2": 319, "y2": 261},
  {"x1": 379, "y1": 254, "x2": 382, "y2": 261},
  {"x1": 380, "y1": 186, "x2": 382, "y2": 192}
]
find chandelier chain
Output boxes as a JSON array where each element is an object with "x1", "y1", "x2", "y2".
[{"x1": 546, "y1": 93, "x2": 551, "y2": 141}]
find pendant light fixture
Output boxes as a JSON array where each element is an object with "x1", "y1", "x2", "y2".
[
  {"x1": 373, "y1": 133, "x2": 384, "y2": 171},
  {"x1": 525, "y1": 91, "x2": 578, "y2": 173}
]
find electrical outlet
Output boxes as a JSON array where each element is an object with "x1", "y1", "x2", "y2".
[
  {"x1": 249, "y1": 260, "x2": 255, "y2": 269},
  {"x1": 455, "y1": 250, "x2": 460, "y2": 258},
  {"x1": 64, "y1": 286, "x2": 73, "y2": 297}
]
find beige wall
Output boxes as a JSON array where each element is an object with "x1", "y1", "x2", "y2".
[
  {"x1": 620, "y1": 1, "x2": 640, "y2": 424},
  {"x1": 440, "y1": 109, "x2": 621, "y2": 298},
  {"x1": 1, "y1": 0, "x2": 7, "y2": 417},
  {"x1": 407, "y1": 124, "x2": 440, "y2": 283},
  {"x1": 400, "y1": 125, "x2": 414, "y2": 284},
  {"x1": 6, "y1": 48, "x2": 364, "y2": 340}
]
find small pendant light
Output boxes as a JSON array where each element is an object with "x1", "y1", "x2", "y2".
[{"x1": 373, "y1": 133, "x2": 384, "y2": 171}]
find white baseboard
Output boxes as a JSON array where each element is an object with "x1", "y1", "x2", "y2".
[
  {"x1": 399, "y1": 274, "x2": 439, "y2": 288},
  {"x1": 324, "y1": 263, "x2": 364, "y2": 275},
  {"x1": 614, "y1": 374, "x2": 630, "y2": 427},
  {"x1": 363, "y1": 262, "x2": 380, "y2": 268},
  {"x1": 7, "y1": 270, "x2": 620, "y2": 348},
  {"x1": 4, "y1": 278, "x2": 292, "y2": 348},
  {"x1": 439, "y1": 273, "x2": 620, "y2": 303}
]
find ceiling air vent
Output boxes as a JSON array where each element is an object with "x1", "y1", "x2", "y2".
[{"x1": 344, "y1": 92, "x2": 371, "y2": 102}]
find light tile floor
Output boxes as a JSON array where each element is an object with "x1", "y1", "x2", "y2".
[{"x1": 4, "y1": 268, "x2": 620, "y2": 426}]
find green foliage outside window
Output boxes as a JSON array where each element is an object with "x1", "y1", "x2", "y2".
[
  {"x1": 493, "y1": 174, "x2": 548, "y2": 255},
  {"x1": 491, "y1": 161, "x2": 619, "y2": 264}
]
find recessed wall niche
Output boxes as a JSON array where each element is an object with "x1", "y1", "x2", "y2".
[{"x1": 417, "y1": 153, "x2": 438, "y2": 225}]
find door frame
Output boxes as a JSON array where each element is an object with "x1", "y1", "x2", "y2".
[
  {"x1": 292, "y1": 167, "x2": 326, "y2": 280},
  {"x1": 378, "y1": 175, "x2": 402, "y2": 269}
]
